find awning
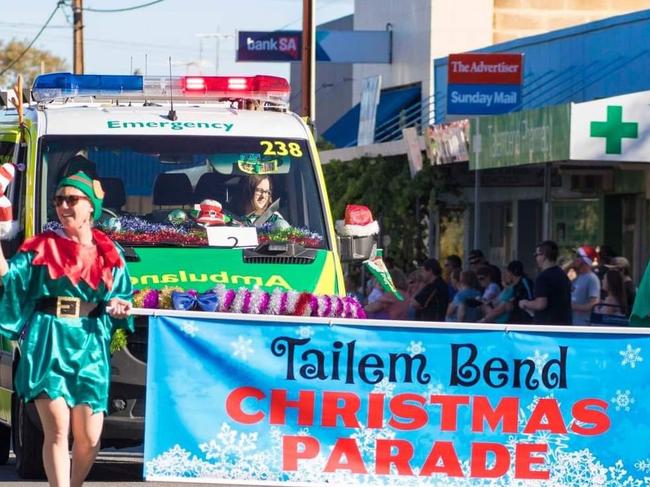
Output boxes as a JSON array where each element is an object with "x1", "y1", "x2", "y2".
[{"x1": 322, "y1": 84, "x2": 421, "y2": 148}]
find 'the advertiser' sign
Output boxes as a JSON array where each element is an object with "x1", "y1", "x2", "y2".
[
  {"x1": 448, "y1": 53, "x2": 523, "y2": 85},
  {"x1": 144, "y1": 314, "x2": 650, "y2": 485},
  {"x1": 447, "y1": 53, "x2": 523, "y2": 116}
]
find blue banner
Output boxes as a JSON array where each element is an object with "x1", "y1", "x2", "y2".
[
  {"x1": 447, "y1": 84, "x2": 522, "y2": 115},
  {"x1": 144, "y1": 314, "x2": 650, "y2": 485},
  {"x1": 237, "y1": 31, "x2": 391, "y2": 63}
]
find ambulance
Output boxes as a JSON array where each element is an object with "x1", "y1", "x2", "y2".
[{"x1": 0, "y1": 72, "x2": 346, "y2": 478}]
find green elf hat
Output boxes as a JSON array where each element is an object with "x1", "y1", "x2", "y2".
[{"x1": 56, "y1": 170, "x2": 104, "y2": 221}]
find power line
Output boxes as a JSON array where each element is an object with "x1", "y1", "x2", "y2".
[
  {"x1": 83, "y1": 0, "x2": 165, "y2": 13},
  {"x1": 0, "y1": 1, "x2": 64, "y2": 77}
]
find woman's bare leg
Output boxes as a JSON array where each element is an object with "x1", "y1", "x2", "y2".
[
  {"x1": 69, "y1": 404, "x2": 103, "y2": 487},
  {"x1": 34, "y1": 397, "x2": 71, "y2": 487}
]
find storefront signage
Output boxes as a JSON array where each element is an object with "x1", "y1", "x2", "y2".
[
  {"x1": 237, "y1": 31, "x2": 391, "y2": 63},
  {"x1": 470, "y1": 104, "x2": 570, "y2": 170},
  {"x1": 570, "y1": 90, "x2": 650, "y2": 162},
  {"x1": 144, "y1": 313, "x2": 650, "y2": 485},
  {"x1": 447, "y1": 53, "x2": 523, "y2": 115}
]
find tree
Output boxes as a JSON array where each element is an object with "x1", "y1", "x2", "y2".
[
  {"x1": 323, "y1": 154, "x2": 460, "y2": 271},
  {"x1": 0, "y1": 39, "x2": 68, "y2": 88}
]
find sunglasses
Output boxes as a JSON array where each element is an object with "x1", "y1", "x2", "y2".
[{"x1": 53, "y1": 195, "x2": 90, "y2": 207}]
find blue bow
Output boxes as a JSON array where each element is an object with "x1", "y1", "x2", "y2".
[{"x1": 171, "y1": 291, "x2": 219, "y2": 312}]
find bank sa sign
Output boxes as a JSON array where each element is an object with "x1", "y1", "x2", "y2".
[
  {"x1": 447, "y1": 53, "x2": 523, "y2": 116},
  {"x1": 238, "y1": 31, "x2": 301, "y2": 61}
]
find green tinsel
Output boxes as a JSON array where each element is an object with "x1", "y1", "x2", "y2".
[{"x1": 110, "y1": 329, "x2": 128, "y2": 354}]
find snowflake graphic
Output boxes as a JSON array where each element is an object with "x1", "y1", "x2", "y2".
[
  {"x1": 425, "y1": 381, "x2": 445, "y2": 397},
  {"x1": 180, "y1": 320, "x2": 199, "y2": 337},
  {"x1": 406, "y1": 340, "x2": 425, "y2": 355},
  {"x1": 611, "y1": 389, "x2": 635, "y2": 412},
  {"x1": 528, "y1": 349, "x2": 549, "y2": 370},
  {"x1": 620, "y1": 344, "x2": 643, "y2": 369},
  {"x1": 635, "y1": 458, "x2": 650, "y2": 473},
  {"x1": 372, "y1": 377, "x2": 396, "y2": 397},
  {"x1": 296, "y1": 325, "x2": 315, "y2": 339},
  {"x1": 230, "y1": 336, "x2": 254, "y2": 361}
]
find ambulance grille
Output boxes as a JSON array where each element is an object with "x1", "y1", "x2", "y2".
[{"x1": 243, "y1": 255, "x2": 313, "y2": 264}]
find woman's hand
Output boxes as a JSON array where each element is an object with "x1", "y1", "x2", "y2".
[{"x1": 107, "y1": 298, "x2": 132, "y2": 319}]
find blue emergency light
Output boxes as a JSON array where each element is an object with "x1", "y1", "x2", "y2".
[{"x1": 32, "y1": 73, "x2": 144, "y2": 102}]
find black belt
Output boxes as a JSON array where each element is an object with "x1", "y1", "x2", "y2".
[{"x1": 35, "y1": 297, "x2": 104, "y2": 319}]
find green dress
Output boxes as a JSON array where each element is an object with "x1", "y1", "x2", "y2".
[{"x1": 0, "y1": 230, "x2": 133, "y2": 413}]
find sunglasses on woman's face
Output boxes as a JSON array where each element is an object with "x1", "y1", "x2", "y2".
[{"x1": 53, "y1": 195, "x2": 90, "y2": 207}]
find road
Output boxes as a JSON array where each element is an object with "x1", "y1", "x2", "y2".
[{"x1": 0, "y1": 450, "x2": 236, "y2": 486}]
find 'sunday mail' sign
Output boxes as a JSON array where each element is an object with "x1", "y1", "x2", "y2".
[{"x1": 143, "y1": 312, "x2": 650, "y2": 485}]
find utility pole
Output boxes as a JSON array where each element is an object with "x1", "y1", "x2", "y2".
[
  {"x1": 196, "y1": 31, "x2": 232, "y2": 75},
  {"x1": 301, "y1": 0, "x2": 315, "y2": 124},
  {"x1": 73, "y1": 0, "x2": 84, "y2": 74}
]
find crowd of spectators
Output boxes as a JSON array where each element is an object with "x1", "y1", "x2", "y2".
[{"x1": 348, "y1": 240, "x2": 636, "y2": 326}]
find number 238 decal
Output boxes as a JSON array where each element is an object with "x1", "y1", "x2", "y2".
[{"x1": 260, "y1": 140, "x2": 303, "y2": 157}]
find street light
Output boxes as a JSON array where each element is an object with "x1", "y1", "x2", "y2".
[{"x1": 196, "y1": 31, "x2": 233, "y2": 75}]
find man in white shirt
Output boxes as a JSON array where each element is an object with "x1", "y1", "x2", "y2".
[{"x1": 571, "y1": 245, "x2": 601, "y2": 325}]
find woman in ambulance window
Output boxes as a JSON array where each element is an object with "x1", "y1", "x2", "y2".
[{"x1": 241, "y1": 174, "x2": 288, "y2": 227}]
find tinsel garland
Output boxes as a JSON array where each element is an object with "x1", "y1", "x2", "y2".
[
  {"x1": 47, "y1": 216, "x2": 324, "y2": 248},
  {"x1": 134, "y1": 284, "x2": 366, "y2": 319}
]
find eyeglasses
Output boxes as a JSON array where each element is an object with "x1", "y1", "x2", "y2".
[
  {"x1": 53, "y1": 195, "x2": 90, "y2": 207},
  {"x1": 254, "y1": 188, "x2": 271, "y2": 197}
]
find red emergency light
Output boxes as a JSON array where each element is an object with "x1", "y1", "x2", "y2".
[{"x1": 181, "y1": 75, "x2": 290, "y2": 105}]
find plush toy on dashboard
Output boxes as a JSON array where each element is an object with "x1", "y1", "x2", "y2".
[{"x1": 195, "y1": 199, "x2": 227, "y2": 226}]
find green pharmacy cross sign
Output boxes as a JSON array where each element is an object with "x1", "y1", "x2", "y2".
[{"x1": 590, "y1": 105, "x2": 638, "y2": 154}]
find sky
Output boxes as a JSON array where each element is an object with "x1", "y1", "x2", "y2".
[{"x1": 0, "y1": 0, "x2": 354, "y2": 78}]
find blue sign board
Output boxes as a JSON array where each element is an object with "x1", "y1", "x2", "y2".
[
  {"x1": 447, "y1": 84, "x2": 522, "y2": 115},
  {"x1": 144, "y1": 313, "x2": 650, "y2": 485},
  {"x1": 237, "y1": 31, "x2": 391, "y2": 63}
]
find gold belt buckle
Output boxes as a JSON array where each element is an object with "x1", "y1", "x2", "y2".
[{"x1": 56, "y1": 297, "x2": 81, "y2": 319}]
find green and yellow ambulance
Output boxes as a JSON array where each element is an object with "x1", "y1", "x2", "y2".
[{"x1": 0, "y1": 73, "x2": 345, "y2": 477}]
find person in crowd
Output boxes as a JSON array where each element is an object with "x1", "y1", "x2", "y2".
[
  {"x1": 476, "y1": 265, "x2": 501, "y2": 302},
  {"x1": 506, "y1": 260, "x2": 535, "y2": 324},
  {"x1": 571, "y1": 245, "x2": 601, "y2": 325},
  {"x1": 595, "y1": 268, "x2": 628, "y2": 317},
  {"x1": 446, "y1": 269, "x2": 482, "y2": 323},
  {"x1": 364, "y1": 268, "x2": 410, "y2": 320},
  {"x1": 595, "y1": 245, "x2": 617, "y2": 281},
  {"x1": 365, "y1": 276, "x2": 384, "y2": 309},
  {"x1": 406, "y1": 269, "x2": 425, "y2": 319},
  {"x1": 468, "y1": 248, "x2": 502, "y2": 288},
  {"x1": 519, "y1": 240, "x2": 572, "y2": 325},
  {"x1": 411, "y1": 258, "x2": 449, "y2": 322},
  {"x1": 608, "y1": 256, "x2": 636, "y2": 311},
  {"x1": 479, "y1": 270, "x2": 514, "y2": 324},
  {"x1": 344, "y1": 273, "x2": 364, "y2": 303},
  {"x1": 0, "y1": 164, "x2": 133, "y2": 487},
  {"x1": 443, "y1": 254, "x2": 462, "y2": 300}
]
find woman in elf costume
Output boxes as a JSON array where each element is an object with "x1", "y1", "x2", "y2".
[{"x1": 0, "y1": 163, "x2": 133, "y2": 487}]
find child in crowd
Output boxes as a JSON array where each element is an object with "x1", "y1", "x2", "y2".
[{"x1": 446, "y1": 270, "x2": 482, "y2": 323}]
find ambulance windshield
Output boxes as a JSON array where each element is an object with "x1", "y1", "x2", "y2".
[{"x1": 40, "y1": 135, "x2": 328, "y2": 249}]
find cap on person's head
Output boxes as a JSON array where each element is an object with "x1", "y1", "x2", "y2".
[
  {"x1": 506, "y1": 260, "x2": 525, "y2": 277},
  {"x1": 56, "y1": 170, "x2": 104, "y2": 221},
  {"x1": 609, "y1": 256, "x2": 630, "y2": 272},
  {"x1": 468, "y1": 249, "x2": 484, "y2": 265},
  {"x1": 576, "y1": 245, "x2": 598, "y2": 266},
  {"x1": 421, "y1": 258, "x2": 442, "y2": 276}
]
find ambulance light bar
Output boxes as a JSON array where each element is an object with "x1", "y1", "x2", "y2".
[{"x1": 32, "y1": 73, "x2": 290, "y2": 105}]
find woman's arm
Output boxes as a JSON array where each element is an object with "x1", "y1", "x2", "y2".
[
  {"x1": 457, "y1": 304, "x2": 466, "y2": 322},
  {"x1": 480, "y1": 301, "x2": 507, "y2": 322}
]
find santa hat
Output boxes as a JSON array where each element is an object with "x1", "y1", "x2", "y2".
[
  {"x1": 335, "y1": 204, "x2": 379, "y2": 238},
  {"x1": 195, "y1": 199, "x2": 226, "y2": 226},
  {"x1": 576, "y1": 245, "x2": 598, "y2": 266},
  {"x1": 0, "y1": 163, "x2": 17, "y2": 240}
]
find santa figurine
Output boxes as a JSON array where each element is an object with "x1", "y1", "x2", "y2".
[
  {"x1": 0, "y1": 162, "x2": 17, "y2": 240},
  {"x1": 195, "y1": 199, "x2": 227, "y2": 226}
]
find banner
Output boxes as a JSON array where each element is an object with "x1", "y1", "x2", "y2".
[{"x1": 144, "y1": 314, "x2": 650, "y2": 485}]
